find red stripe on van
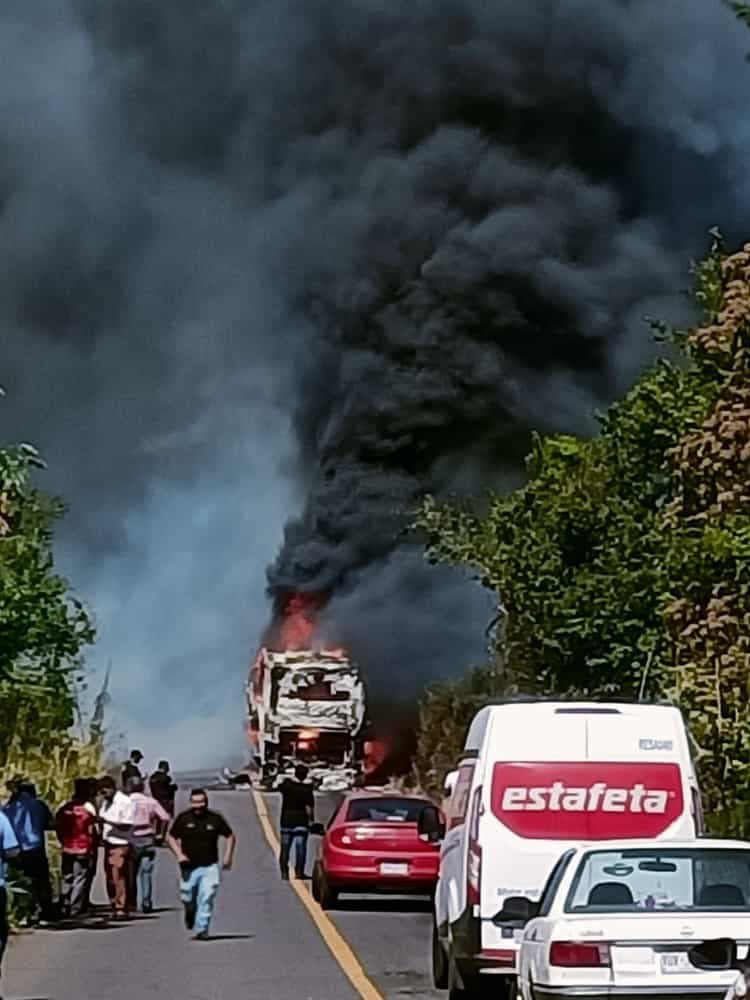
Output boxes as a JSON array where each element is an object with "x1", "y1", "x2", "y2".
[{"x1": 491, "y1": 762, "x2": 683, "y2": 840}]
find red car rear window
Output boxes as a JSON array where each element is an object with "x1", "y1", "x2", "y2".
[{"x1": 345, "y1": 798, "x2": 427, "y2": 822}]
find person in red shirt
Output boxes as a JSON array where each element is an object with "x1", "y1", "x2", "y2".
[{"x1": 55, "y1": 779, "x2": 99, "y2": 918}]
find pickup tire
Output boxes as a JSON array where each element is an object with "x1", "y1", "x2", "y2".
[{"x1": 432, "y1": 918, "x2": 449, "y2": 989}]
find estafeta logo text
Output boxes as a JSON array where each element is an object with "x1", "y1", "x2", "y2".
[{"x1": 501, "y1": 781, "x2": 669, "y2": 814}]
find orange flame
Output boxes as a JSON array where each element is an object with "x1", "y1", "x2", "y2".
[{"x1": 277, "y1": 593, "x2": 318, "y2": 650}]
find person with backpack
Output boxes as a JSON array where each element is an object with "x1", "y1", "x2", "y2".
[{"x1": 55, "y1": 780, "x2": 99, "y2": 919}]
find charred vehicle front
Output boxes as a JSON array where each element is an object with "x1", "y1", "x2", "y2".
[{"x1": 247, "y1": 647, "x2": 366, "y2": 790}]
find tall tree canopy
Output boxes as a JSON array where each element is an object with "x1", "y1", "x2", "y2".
[
  {"x1": 416, "y1": 241, "x2": 750, "y2": 829},
  {"x1": 0, "y1": 442, "x2": 95, "y2": 770}
]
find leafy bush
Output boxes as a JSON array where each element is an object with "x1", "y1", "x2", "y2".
[{"x1": 0, "y1": 439, "x2": 101, "y2": 920}]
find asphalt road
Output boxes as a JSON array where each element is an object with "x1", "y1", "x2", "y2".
[
  {"x1": 263, "y1": 790, "x2": 441, "y2": 1000},
  {"x1": 6, "y1": 790, "x2": 356, "y2": 1000},
  {"x1": 4, "y1": 788, "x2": 440, "y2": 1000}
]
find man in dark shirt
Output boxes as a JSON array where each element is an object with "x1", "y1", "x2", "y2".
[
  {"x1": 121, "y1": 750, "x2": 144, "y2": 790},
  {"x1": 278, "y1": 764, "x2": 314, "y2": 881},
  {"x1": 167, "y1": 789, "x2": 235, "y2": 940},
  {"x1": 149, "y1": 761, "x2": 178, "y2": 835}
]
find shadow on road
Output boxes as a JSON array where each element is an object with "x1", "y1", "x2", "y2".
[
  {"x1": 331, "y1": 896, "x2": 433, "y2": 914},
  {"x1": 42, "y1": 903, "x2": 178, "y2": 932},
  {"x1": 199, "y1": 933, "x2": 256, "y2": 942}
]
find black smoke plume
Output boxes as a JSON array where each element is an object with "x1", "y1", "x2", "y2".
[{"x1": 1, "y1": 0, "x2": 749, "y2": 762}]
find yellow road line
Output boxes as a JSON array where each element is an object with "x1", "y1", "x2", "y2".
[{"x1": 251, "y1": 788, "x2": 384, "y2": 1000}]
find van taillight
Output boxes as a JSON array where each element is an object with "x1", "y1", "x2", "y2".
[
  {"x1": 550, "y1": 942, "x2": 610, "y2": 967},
  {"x1": 467, "y1": 786, "x2": 482, "y2": 906}
]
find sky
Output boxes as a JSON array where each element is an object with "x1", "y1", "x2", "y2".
[{"x1": 2, "y1": 0, "x2": 750, "y2": 768}]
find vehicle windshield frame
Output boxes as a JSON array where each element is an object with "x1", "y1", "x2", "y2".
[{"x1": 564, "y1": 846, "x2": 750, "y2": 915}]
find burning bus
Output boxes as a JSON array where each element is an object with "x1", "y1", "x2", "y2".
[{"x1": 247, "y1": 646, "x2": 367, "y2": 790}]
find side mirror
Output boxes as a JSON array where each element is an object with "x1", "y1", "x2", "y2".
[
  {"x1": 493, "y1": 896, "x2": 539, "y2": 925},
  {"x1": 443, "y1": 770, "x2": 458, "y2": 799},
  {"x1": 418, "y1": 804, "x2": 446, "y2": 843},
  {"x1": 309, "y1": 822, "x2": 325, "y2": 836}
]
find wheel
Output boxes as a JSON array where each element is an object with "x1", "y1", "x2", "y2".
[
  {"x1": 432, "y1": 918, "x2": 449, "y2": 989},
  {"x1": 317, "y1": 867, "x2": 339, "y2": 910},
  {"x1": 448, "y1": 952, "x2": 467, "y2": 999},
  {"x1": 312, "y1": 863, "x2": 322, "y2": 903},
  {"x1": 447, "y1": 955, "x2": 498, "y2": 998}
]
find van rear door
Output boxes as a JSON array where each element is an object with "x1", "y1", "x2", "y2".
[
  {"x1": 479, "y1": 707, "x2": 587, "y2": 918},
  {"x1": 478, "y1": 705, "x2": 689, "y2": 952}
]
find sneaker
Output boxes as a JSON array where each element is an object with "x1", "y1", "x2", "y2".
[
  {"x1": 142, "y1": 903, "x2": 153, "y2": 914},
  {"x1": 184, "y1": 901, "x2": 196, "y2": 930},
  {"x1": 280, "y1": 871, "x2": 289, "y2": 881},
  {"x1": 193, "y1": 930, "x2": 209, "y2": 940}
]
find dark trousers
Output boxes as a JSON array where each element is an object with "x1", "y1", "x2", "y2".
[
  {"x1": 280, "y1": 826, "x2": 309, "y2": 877},
  {"x1": 0, "y1": 886, "x2": 8, "y2": 971},
  {"x1": 81, "y1": 850, "x2": 97, "y2": 914},
  {"x1": 61, "y1": 853, "x2": 92, "y2": 917},
  {"x1": 16, "y1": 847, "x2": 55, "y2": 920}
]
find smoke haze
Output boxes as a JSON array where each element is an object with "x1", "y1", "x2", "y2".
[{"x1": 1, "y1": 0, "x2": 749, "y2": 765}]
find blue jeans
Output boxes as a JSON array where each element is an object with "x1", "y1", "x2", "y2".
[
  {"x1": 133, "y1": 845, "x2": 156, "y2": 909},
  {"x1": 180, "y1": 864, "x2": 220, "y2": 934},
  {"x1": 280, "y1": 826, "x2": 309, "y2": 877}
]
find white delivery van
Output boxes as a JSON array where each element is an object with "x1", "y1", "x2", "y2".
[{"x1": 428, "y1": 701, "x2": 703, "y2": 999}]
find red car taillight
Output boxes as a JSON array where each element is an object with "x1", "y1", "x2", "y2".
[
  {"x1": 467, "y1": 786, "x2": 482, "y2": 906},
  {"x1": 550, "y1": 942, "x2": 611, "y2": 967},
  {"x1": 329, "y1": 829, "x2": 354, "y2": 849}
]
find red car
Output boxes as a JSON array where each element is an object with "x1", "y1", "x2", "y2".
[{"x1": 311, "y1": 790, "x2": 443, "y2": 908}]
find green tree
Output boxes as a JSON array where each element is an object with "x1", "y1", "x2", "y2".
[
  {"x1": 0, "y1": 442, "x2": 95, "y2": 781},
  {"x1": 415, "y1": 241, "x2": 750, "y2": 830}
]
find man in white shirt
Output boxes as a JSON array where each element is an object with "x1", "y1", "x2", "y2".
[{"x1": 98, "y1": 777, "x2": 135, "y2": 920}]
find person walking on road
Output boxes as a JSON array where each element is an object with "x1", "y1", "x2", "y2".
[
  {"x1": 278, "y1": 764, "x2": 314, "y2": 881},
  {"x1": 167, "y1": 788, "x2": 235, "y2": 940},
  {"x1": 81, "y1": 777, "x2": 100, "y2": 915},
  {"x1": 149, "y1": 760, "x2": 178, "y2": 821},
  {"x1": 121, "y1": 749, "x2": 144, "y2": 790},
  {"x1": 0, "y1": 808, "x2": 19, "y2": 996},
  {"x1": 98, "y1": 776, "x2": 135, "y2": 920},
  {"x1": 55, "y1": 779, "x2": 98, "y2": 919},
  {"x1": 3, "y1": 780, "x2": 56, "y2": 924},
  {"x1": 126, "y1": 776, "x2": 169, "y2": 913}
]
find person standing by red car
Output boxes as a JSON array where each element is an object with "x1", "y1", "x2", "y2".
[{"x1": 55, "y1": 780, "x2": 99, "y2": 919}]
